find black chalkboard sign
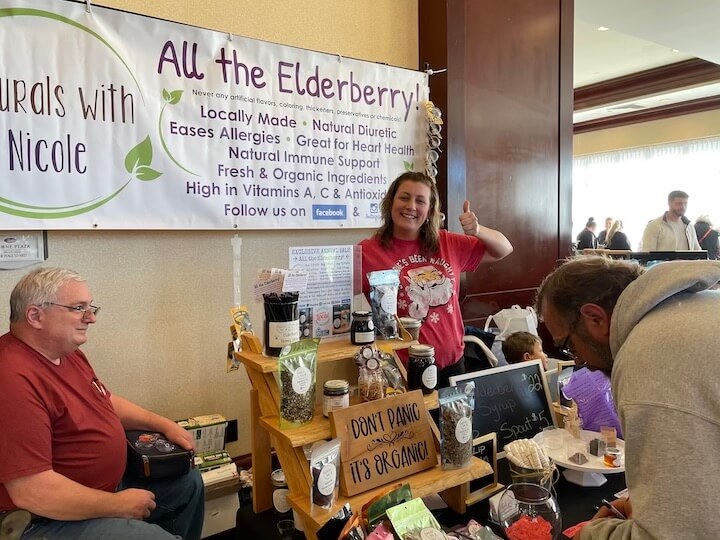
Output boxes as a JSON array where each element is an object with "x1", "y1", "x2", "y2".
[
  {"x1": 450, "y1": 360, "x2": 555, "y2": 454},
  {"x1": 466, "y1": 432, "x2": 503, "y2": 504},
  {"x1": 470, "y1": 434, "x2": 495, "y2": 490}
]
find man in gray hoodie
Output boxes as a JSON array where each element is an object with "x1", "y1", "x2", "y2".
[{"x1": 536, "y1": 256, "x2": 720, "y2": 539}]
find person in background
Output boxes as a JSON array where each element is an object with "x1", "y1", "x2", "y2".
[
  {"x1": 597, "y1": 217, "x2": 614, "y2": 246},
  {"x1": 536, "y1": 256, "x2": 720, "y2": 539},
  {"x1": 501, "y1": 331, "x2": 548, "y2": 370},
  {"x1": 575, "y1": 217, "x2": 598, "y2": 250},
  {"x1": 641, "y1": 190, "x2": 701, "y2": 251},
  {"x1": 360, "y1": 172, "x2": 513, "y2": 388},
  {"x1": 605, "y1": 219, "x2": 631, "y2": 250},
  {"x1": 694, "y1": 214, "x2": 719, "y2": 259},
  {"x1": 0, "y1": 268, "x2": 204, "y2": 540}
]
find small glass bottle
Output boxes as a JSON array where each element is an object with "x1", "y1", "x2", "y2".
[
  {"x1": 323, "y1": 379, "x2": 350, "y2": 417},
  {"x1": 407, "y1": 344, "x2": 437, "y2": 394},
  {"x1": 270, "y1": 468, "x2": 292, "y2": 516},
  {"x1": 351, "y1": 311, "x2": 375, "y2": 345}
]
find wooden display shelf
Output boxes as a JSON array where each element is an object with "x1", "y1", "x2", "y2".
[
  {"x1": 237, "y1": 339, "x2": 418, "y2": 515},
  {"x1": 289, "y1": 457, "x2": 493, "y2": 538},
  {"x1": 238, "y1": 337, "x2": 488, "y2": 538},
  {"x1": 238, "y1": 338, "x2": 413, "y2": 374},
  {"x1": 260, "y1": 391, "x2": 439, "y2": 449}
]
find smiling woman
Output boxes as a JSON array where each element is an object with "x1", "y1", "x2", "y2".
[{"x1": 359, "y1": 171, "x2": 513, "y2": 387}]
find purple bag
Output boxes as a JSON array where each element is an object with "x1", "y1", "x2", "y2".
[{"x1": 561, "y1": 368, "x2": 622, "y2": 438}]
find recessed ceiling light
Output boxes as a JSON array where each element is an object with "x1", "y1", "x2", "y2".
[
  {"x1": 597, "y1": 26, "x2": 609, "y2": 32},
  {"x1": 671, "y1": 48, "x2": 680, "y2": 53}
]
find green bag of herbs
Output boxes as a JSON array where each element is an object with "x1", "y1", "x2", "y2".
[{"x1": 277, "y1": 338, "x2": 319, "y2": 428}]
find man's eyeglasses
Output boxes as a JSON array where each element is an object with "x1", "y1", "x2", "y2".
[
  {"x1": 48, "y1": 302, "x2": 101, "y2": 316},
  {"x1": 558, "y1": 332, "x2": 575, "y2": 359},
  {"x1": 556, "y1": 315, "x2": 579, "y2": 359}
]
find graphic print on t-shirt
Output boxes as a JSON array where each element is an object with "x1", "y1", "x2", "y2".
[{"x1": 397, "y1": 262, "x2": 454, "y2": 321}]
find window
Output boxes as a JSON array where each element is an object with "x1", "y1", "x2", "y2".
[{"x1": 573, "y1": 137, "x2": 720, "y2": 249}]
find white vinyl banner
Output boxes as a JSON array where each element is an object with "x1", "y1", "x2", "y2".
[{"x1": 0, "y1": 1, "x2": 429, "y2": 229}]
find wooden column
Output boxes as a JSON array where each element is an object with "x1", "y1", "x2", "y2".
[{"x1": 419, "y1": 0, "x2": 574, "y2": 322}]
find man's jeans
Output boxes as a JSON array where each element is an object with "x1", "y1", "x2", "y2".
[{"x1": 22, "y1": 469, "x2": 204, "y2": 540}]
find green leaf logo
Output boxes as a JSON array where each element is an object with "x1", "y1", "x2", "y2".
[
  {"x1": 163, "y1": 89, "x2": 183, "y2": 105},
  {"x1": 0, "y1": 8, "x2": 148, "y2": 219},
  {"x1": 403, "y1": 160, "x2": 414, "y2": 171},
  {"x1": 158, "y1": 89, "x2": 198, "y2": 176},
  {"x1": 125, "y1": 136, "x2": 162, "y2": 181},
  {"x1": 135, "y1": 166, "x2": 162, "y2": 181}
]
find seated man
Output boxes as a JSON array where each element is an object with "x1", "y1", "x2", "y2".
[
  {"x1": 501, "y1": 331, "x2": 549, "y2": 370},
  {"x1": 0, "y1": 268, "x2": 204, "y2": 539}
]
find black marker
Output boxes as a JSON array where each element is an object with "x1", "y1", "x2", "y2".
[{"x1": 601, "y1": 499, "x2": 626, "y2": 520}]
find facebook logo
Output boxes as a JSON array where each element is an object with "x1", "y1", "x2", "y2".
[{"x1": 312, "y1": 205, "x2": 347, "y2": 220}]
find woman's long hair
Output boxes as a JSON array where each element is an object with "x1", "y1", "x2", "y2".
[
  {"x1": 376, "y1": 172, "x2": 442, "y2": 255},
  {"x1": 606, "y1": 219, "x2": 623, "y2": 246}
]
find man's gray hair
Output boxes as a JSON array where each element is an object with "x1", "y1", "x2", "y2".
[
  {"x1": 10, "y1": 267, "x2": 85, "y2": 323},
  {"x1": 535, "y1": 256, "x2": 644, "y2": 324}
]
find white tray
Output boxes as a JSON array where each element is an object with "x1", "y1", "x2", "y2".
[{"x1": 533, "y1": 429, "x2": 625, "y2": 487}]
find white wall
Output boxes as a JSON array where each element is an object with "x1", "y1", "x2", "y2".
[{"x1": 0, "y1": 0, "x2": 418, "y2": 458}]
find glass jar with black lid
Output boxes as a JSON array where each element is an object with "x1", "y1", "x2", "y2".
[
  {"x1": 407, "y1": 344, "x2": 437, "y2": 394},
  {"x1": 350, "y1": 311, "x2": 375, "y2": 345},
  {"x1": 323, "y1": 379, "x2": 350, "y2": 417}
]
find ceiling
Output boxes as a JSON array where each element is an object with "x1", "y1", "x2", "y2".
[{"x1": 573, "y1": 0, "x2": 720, "y2": 124}]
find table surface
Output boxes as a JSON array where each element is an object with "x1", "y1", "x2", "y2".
[
  {"x1": 436, "y1": 456, "x2": 627, "y2": 540},
  {"x1": 237, "y1": 456, "x2": 627, "y2": 540}
]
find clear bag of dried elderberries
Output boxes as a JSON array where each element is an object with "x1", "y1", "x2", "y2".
[
  {"x1": 278, "y1": 338, "x2": 320, "y2": 428},
  {"x1": 310, "y1": 438, "x2": 341, "y2": 510},
  {"x1": 367, "y1": 269, "x2": 400, "y2": 339},
  {"x1": 438, "y1": 381, "x2": 475, "y2": 469}
]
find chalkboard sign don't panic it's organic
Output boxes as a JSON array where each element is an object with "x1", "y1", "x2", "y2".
[{"x1": 450, "y1": 360, "x2": 555, "y2": 453}]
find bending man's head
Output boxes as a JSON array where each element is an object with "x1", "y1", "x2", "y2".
[{"x1": 535, "y1": 256, "x2": 643, "y2": 373}]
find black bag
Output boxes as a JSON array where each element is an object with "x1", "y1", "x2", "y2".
[
  {"x1": 463, "y1": 326, "x2": 496, "y2": 371},
  {"x1": 125, "y1": 431, "x2": 193, "y2": 480}
]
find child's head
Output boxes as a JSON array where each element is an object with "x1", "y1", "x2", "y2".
[{"x1": 502, "y1": 331, "x2": 548, "y2": 369}]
